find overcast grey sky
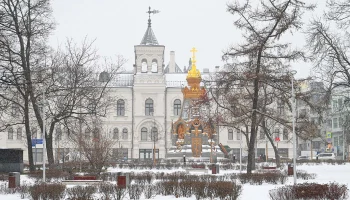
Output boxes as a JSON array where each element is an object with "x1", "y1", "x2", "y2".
[{"x1": 49, "y1": 0, "x2": 323, "y2": 78}]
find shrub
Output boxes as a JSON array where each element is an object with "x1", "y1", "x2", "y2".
[
  {"x1": 162, "y1": 181, "x2": 178, "y2": 196},
  {"x1": 128, "y1": 184, "x2": 143, "y2": 200},
  {"x1": 178, "y1": 180, "x2": 194, "y2": 198},
  {"x1": 296, "y1": 170, "x2": 317, "y2": 180},
  {"x1": 144, "y1": 184, "x2": 156, "y2": 199},
  {"x1": 192, "y1": 181, "x2": 207, "y2": 200},
  {"x1": 269, "y1": 182, "x2": 349, "y2": 200},
  {"x1": 66, "y1": 185, "x2": 96, "y2": 200},
  {"x1": 29, "y1": 182, "x2": 66, "y2": 200}
]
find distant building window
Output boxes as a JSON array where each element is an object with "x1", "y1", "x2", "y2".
[
  {"x1": 56, "y1": 127, "x2": 62, "y2": 141},
  {"x1": 141, "y1": 59, "x2": 147, "y2": 72},
  {"x1": 145, "y1": 98, "x2": 154, "y2": 116},
  {"x1": 151, "y1": 59, "x2": 158, "y2": 73},
  {"x1": 236, "y1": 130, "x2": 241, "y2": 140},
  {"x1": 85, "y1": 129, "x2": 91, "y2": 139},
  {"x1": 93, "y1": 128, "x2": 100, "y2": 140},
  {"x1": 17, "y1": 127, "x2": 22, "y2": 140},
  {"x1": 31, "y1": 128, "x2": 37, "y2": 139},
  {"x1": 173, "y1": 99, "x2": 181, "y2": 116},
  {"x1": 113, "y1": 128, "x2": 119, "y2": 139},
  {"x1": 141, "y1": 127, "x2": 148, "y2": 141},
  {"x1": 260, "y1": 129, "x2": 265, "y2": 139},
  {"x1": 8, "y1": 127, "x2": 13, "y2": 140},
  {"x1": 117, "y1": 99, "x2": 125, "y2": 116},
  {"x1": 228, "y1": 129, "x2": 233, "y2": 140},
  {"x1": 283, "y1": 128, "x2": 288, "y2": 140},
  {"x1": 333, "y1": 118, "x2": 339, "y2": 129},
  {"x1": 88, "y1": 100, "x2": 97, "y2": 115},
  {"x1": 277, "y1": 100, "x2": 284, "y2": 115},
  {"x1": 122, "y1": 128, "x2": 128, "y2": 140},
  {"x1": 274, "y1": 128, "x2": 280, "y2": 140},
  {"x1": 151, "y1": 127, "x2": 158, "y2": 141}
]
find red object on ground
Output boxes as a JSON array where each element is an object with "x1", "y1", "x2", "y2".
[
  {"x1": 8, "y1": 176, "x2": 16, "y2": 188},
  {"x1": 117, "y1": 176, "x2": 126, "y2": 188}
]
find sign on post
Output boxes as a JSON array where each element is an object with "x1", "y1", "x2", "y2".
[{"x1": 31, "y1": 139, "x2": 43, "y2": 146}]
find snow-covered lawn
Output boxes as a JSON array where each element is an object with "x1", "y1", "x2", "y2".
[{"x1": 1, "y1": 163, "x2": 349, "y2": 200}]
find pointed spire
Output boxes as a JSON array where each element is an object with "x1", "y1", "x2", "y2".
[{"x1": 140, "y1": 7, "x2": 160, "y2": 45}]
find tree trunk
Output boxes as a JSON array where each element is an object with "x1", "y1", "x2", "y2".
[
  {"x1": 46, "y1": 134, "x2": 54, "y2": 166},
  {"x1": 266, "y1": 132, "x2": 281, "y2": 167},
  {"x1": 24, "y1": 99, "x2": 35, "y2": 172}
]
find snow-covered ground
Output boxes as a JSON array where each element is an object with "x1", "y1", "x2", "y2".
[{"x1": 1, "y1": 163, "x2": 349, "y2": 200}]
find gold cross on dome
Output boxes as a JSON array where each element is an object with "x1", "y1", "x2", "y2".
[{"x1": 190, "y1": 47, "x2": 197, "y2": 64}]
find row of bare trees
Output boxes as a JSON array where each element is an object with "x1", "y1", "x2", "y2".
[{"x1": 0, "y1": 0, "x2": 125, "y2": 171}]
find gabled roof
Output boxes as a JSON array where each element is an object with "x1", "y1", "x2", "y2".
[{"x1": 140, "y1": 19, "x2": 159, "y2": 45}]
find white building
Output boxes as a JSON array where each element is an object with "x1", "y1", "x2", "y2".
[{"x1": 1, "y1": 14, "x2": 297, "y2": 164}]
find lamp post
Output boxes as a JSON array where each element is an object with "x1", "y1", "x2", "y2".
[
  {"x1": 240, "y1": 129, "x2": 242, "y2": 173},
  {"x1": 291, "y1": 70, "x2": 297, "y2": 185},
  {"x1": 42, "y1": 88, "x2": 46, "y2": 182}
]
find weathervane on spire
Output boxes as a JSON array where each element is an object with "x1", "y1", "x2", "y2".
[{"x1": 147, "y1": 6, "x2": 160, "y2": 27}]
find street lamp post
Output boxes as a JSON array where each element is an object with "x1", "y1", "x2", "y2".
[
  {"x1": 291, "y1": 70, "x2": 297, "y2": 185},
  {"x1": 42, "y1": 89, "x2": 46, "y2": 182}
]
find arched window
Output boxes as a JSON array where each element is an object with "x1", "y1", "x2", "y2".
[
  {"x1": 141, "y1": 59, "x2": 147, "y2": 72},
  {"x1": 8, "y1": 127, "x2": 13, "y2": 140},
  {"x1": 85, "y1": 129, "x2": 91, "y2": 139},
  {"x1": 283, "y1": 128, "x2": 288, "y2": 140},
  {"x1": 17, "y1": 127, "x2": 22, "y2": 140},
  {"x1": 141, "y1": 127, "x2": 148, "y2": 141},
  {"x1": 228, "y1": 129, "x2": 233, "y2": 140},
  {"x1": 151, "y1": 127, "x2": 158, "y2": 141},
  {"x1": 117, "y1": 99, "x2": 125, "y2": 116},
  {"x1": 122, "y1": 128, "x2": 128, "y2": 140},
  {"x1": 93, "y1": 128, "x2": 100, "y2": 140},
  {"x1": 145, "y1": 98, "x2": 154, "y2": 116},
  {"x1": 113, "y1": 128, "x2": 119, "y2": 139},
  {"x1": 151, "y1": 59, "x2": 158, "y2": 73},
  {"x1": 236, "y1": 129, "x2": 241, "y2": 140},
  {"x1": 56, "y1": 127, "x2": 62, "y2": 141},
  {"x1": 173, "y1": 99, "x2": 181, "y2": 116}
]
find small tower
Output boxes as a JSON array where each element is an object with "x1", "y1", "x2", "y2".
[{"x1": 134, "y1": 7, "x2": 165, "y2": 74}]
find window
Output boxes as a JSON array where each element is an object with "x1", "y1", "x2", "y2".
[
  {"x1": 151, "y1": 59, "x2": 158, "y2": 72},
  {"x1": 283, "y1": 128, "x2": 288, "y2": 140},
  {"x1": 259, "y1": 129, "x2": 265, "y2": 139},
  {"x1": 117, "y1": 99, "x2": 125, "y2": 116},
  {"x1": 173, "y1": 99, "x2": 181, "y2": 116},
  {"x1": 88, "y1": 100, "x2": 97, "y2": 115},
  {"x1": 338, "y1": 98, "x2": 343, "y2": 110},
  {"x1": 274, "y1": 128, "x2": 280, "y2": 140},
  {"x1": 11, "y1": 104, "x2": 19, "y2": 117},
  {"x1": 56, "y1": 127, "x2": 62, "y2": 141},
  {"x1": 113, "y1": 148, "x2": 128, "y2": 160},
  {"x1": 333, "y1": 118, "x2": 339, "y2": 129},
  {"x1": 85, "y1": 129, "x2": 91, "y2": 139},
  {"x1": 299, "y1": 109, "x2": 307, "y2": 118},
  {"x1": 8, "y1": 127, "x2": 13, "y2": 140},
  {"x1": 334, "y1": 136, "x2": 338, "y2": 147},
  {"x1": 122, "y1": 128, "x2": 128, "y2": 140},
  {"x1": 93, "y1": 128, "x2": 100, "y2": 140},
  {"x1": 327, "y1": 120, "x2": 332, "y2": 128},
  {"x1": 151, "y1": 127, "x2": 158, "y2": 141},
  {"x1": 145, "y1": 98, "x2": 154, "y2": 116},
  {"x1": 277, "y1": 100, "x2": 284, "y2": 115},
  {"x1": 139, "y1": 149, "x2": 159, "y2": 160},
  {"x1": 141, "y1": 127, "x2": 148, "y2": 141},
  {"x1": 333, "y1": 100, "x2": 338, "y2": 112},
  {"x1": 228, "y1": 129, "x2": 233, "y2": 140},
  {"x1": 113, "y1": 128, "x2": 119, "y2": 139},
  {"x1": 31, "y1": 128, "x2": 37, "y2": 139},
  {"x1": 236, "y1": 130, "x2": 241, "y2": 140},
  {"x1": 141, "y1": 59, "x2": 147, "y2": 72},
  {"x1": 17, "y1": 127, "x2": 22, "y2": 140}
]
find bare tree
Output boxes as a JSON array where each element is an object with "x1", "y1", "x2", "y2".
[
  {"x1": 71, "y1": 117, "x2": 115, "y2": 176},
  {"x1": 214, "y1": 0, "x2": 314, "y2": 173},
  {"x1": 0, "y1": 0, "x2": 55, "y2": 171},
  {"x1": 29, "y1": 39, "x2": 125, "y2": 166}
]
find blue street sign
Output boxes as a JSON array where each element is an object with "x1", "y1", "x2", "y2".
[{"x1": 31, "y1": 139, "x2": 43, "y2": 146}]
